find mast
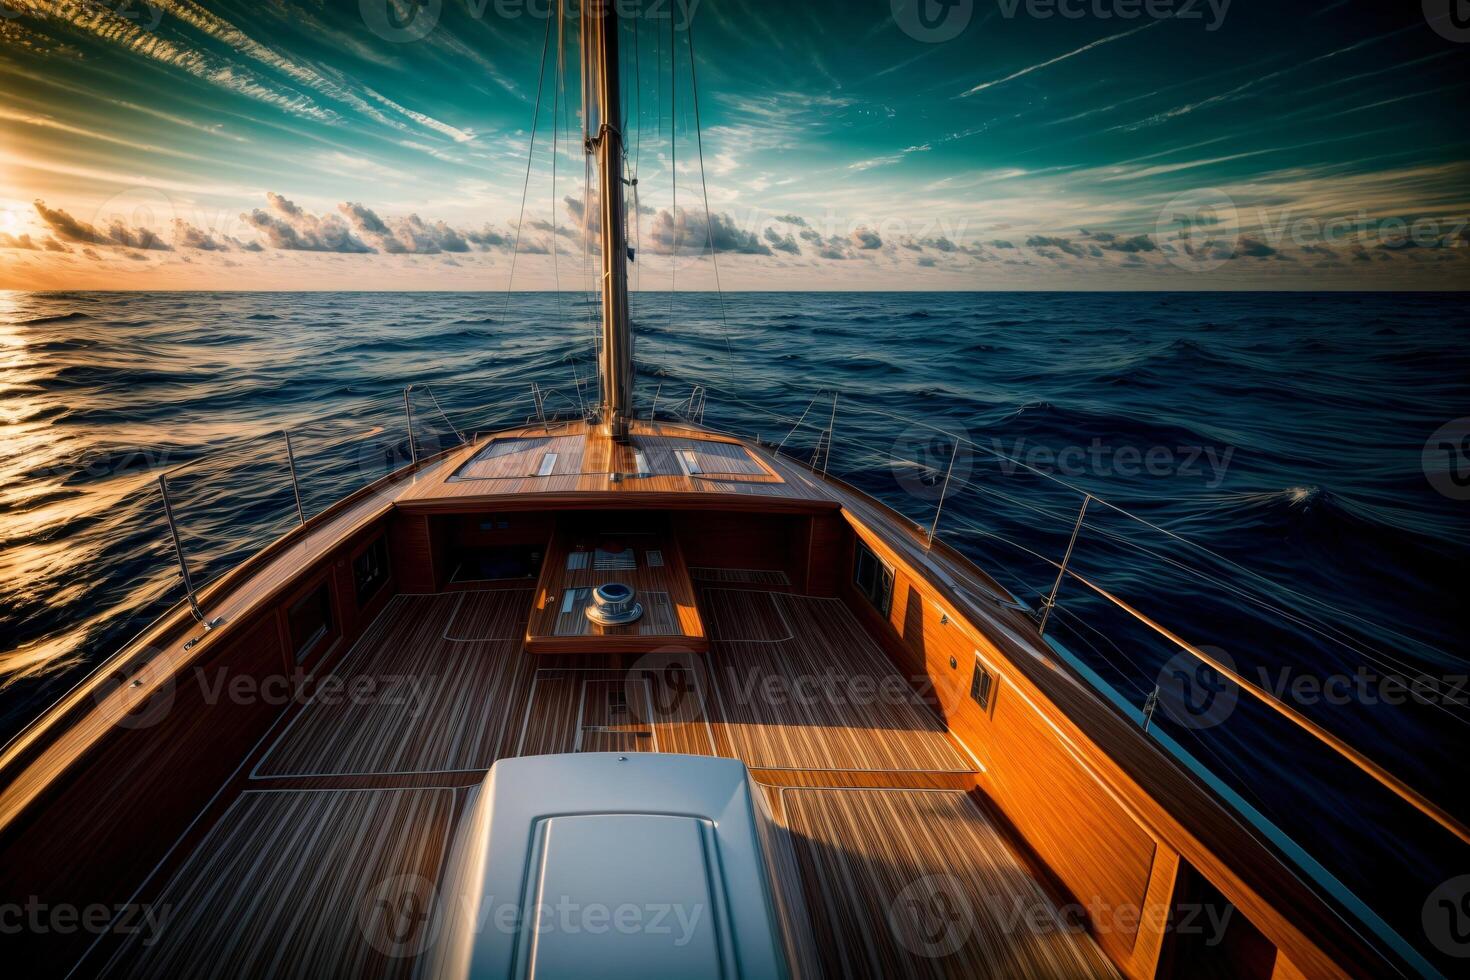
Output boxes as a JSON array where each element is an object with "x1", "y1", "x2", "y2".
[{"x1": 583, "y1": 0, "x2": 634, "y2": 441}]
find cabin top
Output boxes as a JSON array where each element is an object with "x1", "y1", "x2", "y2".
[{"x1": 396, "y1": 420, "x2": 838, "y2": 512}]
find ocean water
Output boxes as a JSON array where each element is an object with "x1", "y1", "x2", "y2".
[{"x1": 0, "y1": 290, "x2": 1464, "y2": 963}]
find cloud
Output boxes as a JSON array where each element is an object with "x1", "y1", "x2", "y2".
[
  {"x1": 1235, "y1": 236, "x2": 1278, "y2": 258},
  {"x1": 0, "y1": 232, "x2": 39, "y2": 250},
  {"x1": 763, "y1": 227, "x2": 801, "y2": 255},
  {"x1": 33, "y1": 200, "x2": 110, "y2": 245},
  {"x1": 851, "y1": 228, "x2": 883, "y2": 250},
  {"x1": 916, "y1": 256, "x2": 938, "y2": 267},
  {"x1": 241, "y1": 193, "x2": 372, "y2": 253},
  {"x1": 338, "y1": 202, "x2": 472, "y2": 254},
  {"x1": 647, "y1": 208, "x2": 772, "y2": 256},
  {"x1": 34, "y1": 200, "x2": 171, "y2": 250},
  {"x1": 1026, "y1": 235, "x2": 1084, "y2": 258},
  {"x1": 774, "y1": 214, "x2": 808, "y2": 227}
]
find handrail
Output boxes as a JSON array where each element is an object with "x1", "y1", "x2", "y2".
[{"x1": 1065, "y1": 567, "x2": 1470, "y2": 847}]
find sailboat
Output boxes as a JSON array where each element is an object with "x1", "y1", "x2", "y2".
[{"x1": 0, "y1": 4, "x2": 1461, "y2": 978}]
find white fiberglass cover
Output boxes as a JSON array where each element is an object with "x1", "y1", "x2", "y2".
[{"x1": 429, "y1": 753, "x2": 790, "y2": 980}]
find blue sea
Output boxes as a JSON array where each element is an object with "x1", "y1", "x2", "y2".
[{"x1": 0, "y1": 290, "x2": 1463, "y2": 963}]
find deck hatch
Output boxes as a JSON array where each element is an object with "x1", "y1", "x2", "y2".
[
  {"x1": 676, "y1": 449, "x2": 703, "y2": 475},
  {"x1": 537, "y1": 452, "x2": 559, "y2": 476}
]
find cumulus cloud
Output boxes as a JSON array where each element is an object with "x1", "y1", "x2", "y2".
[
  {"x1": 773, "y1": 214, "x2": 808, "y2": 227},
  {"x1": 1025, "y1": 235, "x2": 1084, "y2": 258},
  {"x1": 33, "y1": 200, "x2": 111, "y2": 245},
  {"x1": 0, "y1": 232, "x2": 39, "y2": 250},
  {"x1": 763, "y1": 227, "x2": 801, "y2": 255},
  {"x1": 646, "y1": 208, "x2": 772, "y2": 255},
  {"x1": 240, "y1": 192, "x2": 372, "y2": 253},
  {"x1": 34, "y1": 200, "x2": 172, "y2": 251},
  {"x1": 339, "y1": 202, "x2": 472, "y2": 254},
  {"x1": 851, "y1": 227, "x2": 883, "y2": 250}
]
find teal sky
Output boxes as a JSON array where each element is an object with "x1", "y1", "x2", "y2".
[{"x1": 1, "y1": 0, "x2": 1467, "y2": 288}]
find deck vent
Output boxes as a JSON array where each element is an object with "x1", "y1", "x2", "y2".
[
  {"x1": 970, "y1": 660, "x2": 994, "y2": 711},
  {"x1": 587, "y1": 583, "x2": 644, "y2": 626},
  {"x1": 646, "y1": 549, "x2": 664, "y2": 568},
  {"x1": 594, "y1": 547, "x2": 637, "y2": 571},
  {"x1": 536, "y1": 452, "x2": 558, "y2": 476}
]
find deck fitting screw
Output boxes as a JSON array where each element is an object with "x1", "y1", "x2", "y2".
[{"x1": 949, "y1": 656, "x2": 957, "y2": 669}]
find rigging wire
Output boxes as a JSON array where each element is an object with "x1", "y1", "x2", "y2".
[
  {"x1": 668, "y1": 9, "x2": 677, "y2": 335},
  {"x1": 685, "y1": 16, "x2": 737, "y2": 389},
  {"x1": 551, "y1": 1, "x2": 588, "y2": 419},
  {"x1": 501, "y1": 12, "x2": 554, "y2": 323}
]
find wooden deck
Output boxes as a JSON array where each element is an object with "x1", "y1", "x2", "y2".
[
  {"x1": 776, "y1": 787, "x2": 1121, "y2": 979},
  {"x1": 82, "y1": 585, "x2": 1119, "y2": 979}
]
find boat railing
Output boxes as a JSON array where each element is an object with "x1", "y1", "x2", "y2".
[{"x1": 642, "y1": 370, "x2": 1460, "y2": 973}]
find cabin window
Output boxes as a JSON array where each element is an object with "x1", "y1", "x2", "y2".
[
  {"x1": 853, "y1": 541, "x2": 894, "y2": 618},
  {"x1": 353, "y1": 536, "x2": 390, "y2": 607},
  {"x1": 288, "y1": 583, "x2": 334, "y2": 663},
  {"x1": 970, "y1": 660, "x2": 994, "y2": 711}
]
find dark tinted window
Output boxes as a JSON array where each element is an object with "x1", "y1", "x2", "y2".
[
  {"x1": 289, "y1": 583, "x2": 333, "y2": 663},
  {"x1": 853, "y1": 542, "x2": 894, "y2": 618},
  {"x1": 353, "y1": 536, "x2": 390, "y2": 606},
  {"x1": 970, "y1": 661, "x2": 993, "y2": 711}
]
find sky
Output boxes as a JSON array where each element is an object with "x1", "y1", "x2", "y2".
[{"x1": 0, "y1": 0, "x2": 1467, "y2": 290}]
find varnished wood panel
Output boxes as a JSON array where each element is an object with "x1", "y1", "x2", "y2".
[
  {"x1": 527, "y1": 518, "x2": 705, "y2": 653},
  {"x1": 781, "y1": 787, "x2": 1121, "y2": 980},
  {"x1": 99, "y1": 787, "x2": 460, "y2": 979},
  {"x1": 844, "y1": 517, "x2": 1158, "y2": 963},
  {"x1": 254, "y1": 594, "x2": 532, "y2": 777},
  {"x1": 705, "y1": 591, "x2": 975, "y2": 774}
]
